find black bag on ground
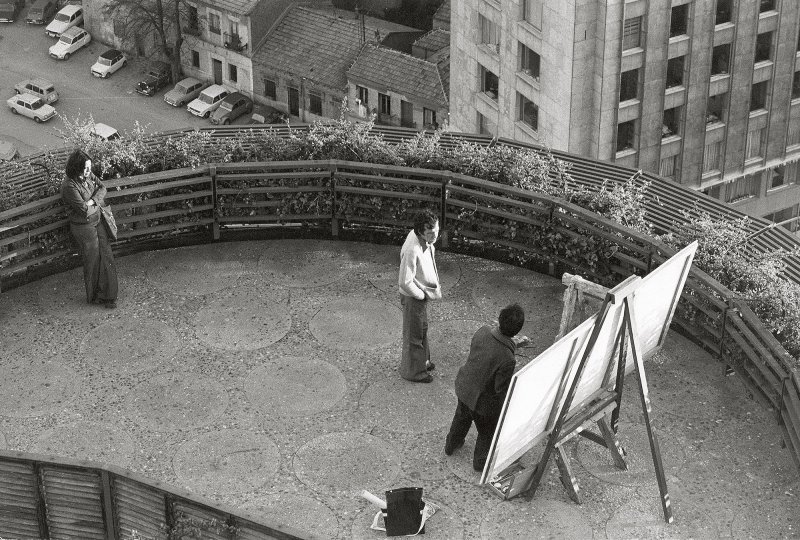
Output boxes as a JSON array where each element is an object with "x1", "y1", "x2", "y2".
[{"x1": 384, "y1": 487, "x2": 425, "y2": 536}]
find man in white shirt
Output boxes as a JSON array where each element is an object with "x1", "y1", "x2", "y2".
[{"x1": 398, "y1": 210, "x2": 442, "y2": 383}]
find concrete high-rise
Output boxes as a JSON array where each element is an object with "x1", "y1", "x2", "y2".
[{"x1": 449, "y1": 0, "x2": 800, "y2": 233}]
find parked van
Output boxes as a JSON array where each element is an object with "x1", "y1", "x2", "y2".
[
  {"x1": 26, "y1": 0, "x2": 57, "y2": 24},
  {"x1": 14, "y1": 78, "x2": 59, "y2": 104}
]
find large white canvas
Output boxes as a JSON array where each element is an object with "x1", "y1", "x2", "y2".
[{"x1": 482, "y1": 242, "x2": 698, "y2": 482}]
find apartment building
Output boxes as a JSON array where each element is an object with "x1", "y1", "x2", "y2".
[{"x1": 449, "y1": 0, "x2": 800, "y2": 233}]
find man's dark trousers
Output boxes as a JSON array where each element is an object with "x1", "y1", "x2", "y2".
[{"x1": 447, "y1": 399, "x2": 500, "y2": 471}]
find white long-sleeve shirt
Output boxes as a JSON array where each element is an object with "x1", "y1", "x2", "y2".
[{"x1": 398, "y1": 230, "x2": 440, "y2": 300}]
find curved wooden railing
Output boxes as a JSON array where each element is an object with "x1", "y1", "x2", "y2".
[
  {"x1": 0, "y1": 449, "x2": 311, "y2": 540},
  {"x1": 1, "y1": 160, "x2": 798, "y2": 533}
]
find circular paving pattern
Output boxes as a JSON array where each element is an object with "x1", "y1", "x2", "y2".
[
  {"x1": 124, "y1": 372, "x2": 229, "y2": 431},
  {"x1": 0, "y1": 298, "x2": 41, "y2": 353},
  {"x1": 309, "y1": 297, "x2": 401, "y2": 350},
  {"x1": 173, "y1": 429, "x2": 280, "y2": 498},
  {"x1": 243, "y1": 355, "x2": 347, "y2": 417},
  {"x1": 293, "y1": 432, "x2": 401, "y2": 496},
  {"x1": 258, "y1": 241, "x2": 354, "y2": 288},
  {"x1": 575, "y1": 421, "x2": 687, "y2": 487},
  {"x1": 241, "y1": 493, "x2": 339, "y2": 540},
  {"x1": 34, "y1": 269, "x2": 111, "y2": 322},
  {"x1": 428, "y1": 319, "x2": 482, "y2": 379},
  {"x1": 351, "y1": 498, "x2": 464, "y2": 540},
  {"x1": 146, "y1": 246, "x2": 247, "y2": 296},
  {"x1": 80, "y1": 319, "x2": 182, "y2": 375},
  {"x1": 31, "y1": 421, "x2": 135, "y2": 468},
  {"x1": 604, "y1": 495, "x2": 673, "y2": 539},
  {"x1": 480, "y1": 498, "x2": 592, "y2": 539},
  {"x1": 194, "y1": 289, "x2": 291, "y2": 351},
  {"x1": 0, "y1": 356, "x2": 80, "y2": 418},
  {"x1": 359, "y1": 377, "x2": 455, "y2": 434}
]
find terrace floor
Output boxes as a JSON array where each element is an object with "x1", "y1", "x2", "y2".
[{"x1": 1, "y1": 239, "x2": 798, "y2": 539}]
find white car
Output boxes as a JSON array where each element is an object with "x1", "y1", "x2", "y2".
[
  {"x1": 14, "y1": 78, "x2": 59, "y2": 104},
  {"x1": 91, "y1": 49, "x2": 127, "y2": 78},
  {"x1": 92, "y1": 123, "x2": 120, "y2": 141},
  {"x1": 7, "y1": 93, "x2": 57, "y2": 123},
  {"x1": 186, "y1": 84, "x2": 229, "y2": 118},
  {"x1": 49, "y1": 26, "x2": 90, "y2": 60},
  {"x1": 44, "y1": 4, "x2": 82, "y2": 38},
  {"x1": 164, "y1": 77, "x2": 206, "y2": 107}
]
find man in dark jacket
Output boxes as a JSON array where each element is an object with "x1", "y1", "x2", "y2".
[{"x1": 445, "y1": 303, "x2": 525, "y2": 471}]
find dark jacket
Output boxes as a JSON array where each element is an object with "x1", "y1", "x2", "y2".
[
  {"x1": 454, "y1": 325, "x2": 517, "y2": 416},
  {"x1": 61, "y1": 174, "x2": 106, "y2": 225}
]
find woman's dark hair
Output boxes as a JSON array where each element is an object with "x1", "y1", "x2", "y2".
[
  {"x1": 499, "y1": 303, "x2": 525, "y2": 337},
  {"x1": 65, "y1": 149, "x2": 91, "y2": 180},
  {"x1": 413, "y1": 209, "x2": 439, "y2": 235}
]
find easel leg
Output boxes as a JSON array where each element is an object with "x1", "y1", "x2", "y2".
[
  {"x1": 555, "y1": 445, "x2": 580, "y2": 504},
  {"x1": 597, "y1": 418, "x2": 627, "y2": 470}
]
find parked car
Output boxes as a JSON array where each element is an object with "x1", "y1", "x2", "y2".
[
  {"x1": 0, "y1": 140, "x2": 17, "y2": 161},
  {"x1": 45, "y1": 4, "x2": 82, "y2": 37},
  {"x1": 91, "y1": 49, "x2": 127, "y2": 78},
  {"x1": 164, "y1": 77, "x2": 206, "y2": 107},
  {"x1": 0, "y1": 0, "x2": 25, "y2": 23},
  {"x1": 186, "y1": 84, "x2": 229, "y2": 118},
  {"x1": 49, "y1": 26, "x2": 90, "y2": 60},
  {"x1": 6, "y1": 94, "x2": 57, "y2": 123},
  {"x1": 26, "y1": 0, "x2": 58, "y2": 24},
  {"x1": 14, "y1": 78, "x2": 59, "y2": 104},
  {"x1": 135, "y1": 61, "x2": 172, "y2": 96},
  {"x1": 249, "y1": 105, "x2": 289, "y2": 125},
  {"x1": 91, "y1": 123, "x2": 120, "y2": 141},
  {"x1": 210, "y1": 92, "x2": 253, "y2": 125}
]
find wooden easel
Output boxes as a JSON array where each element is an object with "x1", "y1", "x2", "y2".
[{"x1": 489, "y1": 276, "x2": 674, "y2": 523}]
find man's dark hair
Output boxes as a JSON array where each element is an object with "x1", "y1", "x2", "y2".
[
  {"x1": 413, "y1": 209, "x2": 439, "y2": 235},
  {"x1": 65, "y1": 149, "x2": 91, "y2": 180},
  {"x1": 499, "y1": 303, "x2": 525, "y2": 337}
]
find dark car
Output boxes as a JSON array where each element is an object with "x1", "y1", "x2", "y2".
[
  {"x1": 26, "y1": 0, "x2": 57, "y2": 24},
  {"x1": 0, "y1": 0, "x2": 25, "y2": 23},
  {"x1": 209, "y1": 92, "x2": 253, "y2": 125},
  {"x1": 249, "y1": 105, "x2": 289, "y2": 125},
  {"x1": 136, "y1": 61, "x2": 172, "y2": 96}
]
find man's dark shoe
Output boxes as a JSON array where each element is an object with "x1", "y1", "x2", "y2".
[
  {"x1": 414, "y1": 374, "x2": 433, "y2": 383},
  {"x1": 426, "y1": 362, "x2": 436, "y2": 371},
  {"x1": 444, "y1": 434, "x2": 463, "y2": 456}
]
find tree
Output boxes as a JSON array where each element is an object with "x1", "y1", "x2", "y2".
[{"x1": 101, "y1": 0, "x2": 190, "y2": 81}]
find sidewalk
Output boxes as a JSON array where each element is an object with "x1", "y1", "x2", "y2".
[{"x1": 0, "y1": 239, "x2": 798, "y2": 539}]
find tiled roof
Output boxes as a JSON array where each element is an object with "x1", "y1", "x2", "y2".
[
  {"x1": 194, "y1": 0, "x2": 261, "y2": 16},
  {"x1": 347, "y1": 44, "x2": 448, "y2": 109},
  {"x1": 433, "y1": 0, "x2": 450, "y2": 31},
  {"x1": 255, "y1": 6, "x2": 409, "y2": 89},
  {"x1": 413, "y1": 29, "x2": 450, "y2": 53}
]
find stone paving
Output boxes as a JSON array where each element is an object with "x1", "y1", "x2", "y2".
[{"x1": 0, "y1": 239, "x2": 799, "y2": 539}]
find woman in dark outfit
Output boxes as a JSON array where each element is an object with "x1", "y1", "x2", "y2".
[{"x1": 61, "y1": 150, "x2": 118, "y2": 308}]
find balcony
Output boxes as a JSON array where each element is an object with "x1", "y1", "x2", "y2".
[
  {"x1": 223, "y1": 32, "x2": 247, "y2": 53},
  {"x1": 183, "y1": 24, "x2": 200, "y2": 37}
]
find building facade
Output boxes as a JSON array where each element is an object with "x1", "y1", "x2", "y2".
[{"x1": 449, "y1": 0, "x2": 800, "y2": 233}]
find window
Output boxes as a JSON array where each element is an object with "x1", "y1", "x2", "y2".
[
  {"x1": 517, "y1": 93, "x2": 538, "y2": 131},
  {"x1": 209, "y1": 12, "x2": 220, "y2": 34},
  {"x1": 750, "y1": 81, "x2": 768, "y2": 111},
  {"x1": 191, "y1": 50, "x2": 200, "y2": 68},
  {"x1": 519, "y1": 43, "x2": 540, "y2": 81},
  {"x1": 480, "y1": 64, "x2": 499, "y2": 100},
  {"x1": 616, "y1": 120, "x2": 637, "y2": 152},
  {"x1": 478, "y1": 112, "x2": 495, "y2": 136},
  {"x1": 186, "y1": 5, "x2": 198, "y2": 30},
  {"x1": 760, "y1": 0, "x2": 776, "y2": 13},
  {"x1": 746, "y1": 128, "x2": 764, "y2": 158},
  {"x1": 716, "y1": 0, "x2": 732, "y2": 25},
  {"x1": 522, "y1": 0, "x2": 542, "y2": 28},
  {"x1": 666, "y1": 57, "x2": 685, "y2": 88},
  {"x1": 707, "y1": 93, "x2": 727, "y2": 124},
  {"x1": 711, "y1": 44, "x2": 730, "y2": 75},
  {"x1": 726, "y1": 174, "x2": 760, "y2": 202},
  {"x1": 357, "y1": 85, "x2": 368, "y2": 105},
  {"x1": 662, "y1": 107, "x2": 681, "y2": 138},
  {"x1": 703, "y1": 141, "x2": 722, "y2": 172},
  {"x1": 479, "y1": 14, "x2": 500, "y2": 50},
  {"x1": 622, "y1": 17, "x2": 642, "y2": 50},
  {"x1": 230, "y1": 21, "x2": 239, "y2": 38},
  {"x1": 790, "y1": 118, "x2": 800, "y2": 146},
  {"x1": 378, "y1": 92, "x2": 391, "y2": 115},
  {"x1": 423, "y1": 108, "x2": 437, "y2": 128},
  {"x1": 659, "y1": 156, "x2": 676, "y2": 178},
  {"x1": 229, "y1": 63, "x2": 237, "y2": 82},
  {"x1": 793, "y1": 72, "x2": 800, "y2": 99},
  {"x1": 755, "y1": 32, "x2": 773, "y2": 63},
  {"x1": 769, "y1": 164, "x2": 786, "y2": 189},
  {"x1": 670, "y1": 4, "x2": 688, "y2": 38},
  {"x1": 619, "y1": 69, "x2": 639, "y2": 101},
  {"x1": 764, "y1": 205, "x2": 799, "y2": 233},
  {"x1": 703, "y1": 182, "x2": 723, "y2": 199},
  {"x1": 264, "y1": 79, "x2": 276, "y2": 100},
  {"x1": 309, "y1": 92, "x2": 322, "y2": 115}
]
